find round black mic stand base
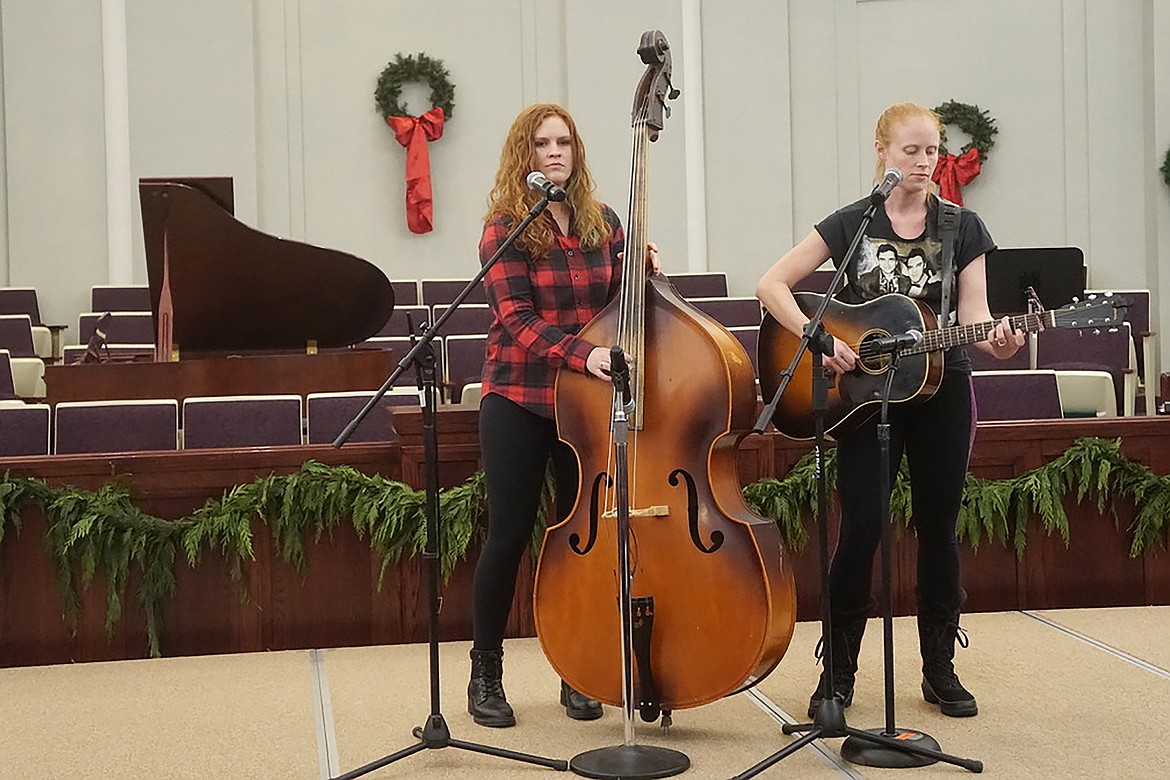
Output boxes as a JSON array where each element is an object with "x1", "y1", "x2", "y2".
[
  {"x1": 842, "y1": 727, "x2": 940, "y2": 768},
  {"x1": 569, "y1": 744, "x2": 690, "y2": 779}
]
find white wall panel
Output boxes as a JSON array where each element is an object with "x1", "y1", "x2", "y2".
[
  {"x1": 563, "y1": 3, "x2": 689, "y2": 274},
  {"x1": 1, "y1": 0, "x2": 107, "y2": 326},
  {"x1": 788, "y1": 0, "x2": 845, "y2": 234},
  {"x1": 125, "y1": 0, "x2": 258, "y2": 295},
  {"x1": 852, "y1": 0, "x2": 1071, "y2": 252},
  {"x1": 1083, "y1": 0, "x2": 1147, "y2": 289},
  {"x1": 294, "y1": 0, "x2": 528, "y2": 281},
  {"x1": 702, "y1": 1, "x2": 793, "y2": 295}
]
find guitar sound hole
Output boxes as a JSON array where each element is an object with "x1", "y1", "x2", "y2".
[{"x1": 857, "y1": 331, "x2": 893, "y2": 375}]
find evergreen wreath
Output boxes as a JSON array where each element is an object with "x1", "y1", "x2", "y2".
[
  {"x1": 374, "y1": 52, "x2": 455, "y2": 120},
  {"x1": 934, "y1": 100, "x2": 998, "y2": 160},
  {"x1": 1161, "y1": 146, "x2": 1170, "y2": 190}
]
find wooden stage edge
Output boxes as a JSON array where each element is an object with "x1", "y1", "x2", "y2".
[{"x1": 1, "y1": 412, "x2": 1168, "y2": 668}]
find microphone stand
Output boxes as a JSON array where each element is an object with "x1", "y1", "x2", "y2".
[
  {"x1": 838, "y1": 349, "x2": 948, "y2": 768},
  {"x1": 735, "y1": 192, "x2": 982, "y2": 777},
  {"x1": 567, "y1": 347, "x2": 690, "y2": 780},
  {"x1": 329, "y1": 195, "x2": 568, "y2": 778}
]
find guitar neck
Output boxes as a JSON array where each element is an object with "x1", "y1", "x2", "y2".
[{"x1": 909, "y1": 310, "x2": 1052, "y2": 355}]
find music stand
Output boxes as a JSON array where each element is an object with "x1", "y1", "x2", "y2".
[
  {"x1": 329, "y1": 196, "x2": 568, "y2": 778},
  {"x1": 985, "y1": 247, "x2": 1085, "y2": 314}
]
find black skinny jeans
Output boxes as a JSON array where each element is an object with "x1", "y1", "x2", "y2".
[
  {"x1": 829, "y1": 369, "x2": 975, "y2": 615},
  {"x1": 472, "y1": 393, "x2": 578, "y2": 650}
]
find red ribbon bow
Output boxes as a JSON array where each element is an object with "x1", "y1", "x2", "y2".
[
  {"x1": 931, "y1": 147, "x2": 981, "y2": 205},
  {"x1": 386, "y1": 106, "x2": 445, "y2": 234}
]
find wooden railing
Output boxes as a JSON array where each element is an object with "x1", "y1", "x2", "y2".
[{"x1": 1, "y1": 413, "x2": 1167, "y2": 667}]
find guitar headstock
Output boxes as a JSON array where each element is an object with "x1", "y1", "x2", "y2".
[{"x1": 1051, "y1": 293, "x2": 1129, "y2": 328}]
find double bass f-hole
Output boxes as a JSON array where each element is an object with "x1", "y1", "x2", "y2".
[
  {"x1": 569, "y1": 471, "x2": 610, "y2": 556},
  {"x1": 668, "y1": 469, "x2": 724, "y2": 554}
]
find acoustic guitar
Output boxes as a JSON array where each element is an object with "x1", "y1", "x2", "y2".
[{"x1": 758, "y1": 291, "x2": 1127, "y2": 439}]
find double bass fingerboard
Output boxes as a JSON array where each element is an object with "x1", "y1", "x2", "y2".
[{"x1": 615, "y1": 104, "x2": 656, "y2": 429}]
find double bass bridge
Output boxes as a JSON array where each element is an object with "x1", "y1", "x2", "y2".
[{"x1": 601, "y1": 505, "x2": 670, "y2": 519}]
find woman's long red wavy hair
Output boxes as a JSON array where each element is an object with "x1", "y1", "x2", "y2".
[{"x1": 485, "y1": 103, "x2": 612, "y2": 261}]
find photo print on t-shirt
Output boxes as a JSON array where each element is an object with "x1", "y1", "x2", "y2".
[{"x1": 854, "y1": 236, "x2": 943, "y2": 301}]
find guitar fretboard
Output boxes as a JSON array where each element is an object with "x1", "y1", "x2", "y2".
[{"x1": 905, "y1": 311, "x2": 1052, "y2": 356}]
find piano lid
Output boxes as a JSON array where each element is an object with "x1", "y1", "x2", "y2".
[{"x1": 140, "y1": 177, "x2": 395, "y2": 353}]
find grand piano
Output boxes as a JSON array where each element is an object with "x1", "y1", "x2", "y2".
[{"x1": 43, "y1": 177, "x2": 398, "y2": 404}]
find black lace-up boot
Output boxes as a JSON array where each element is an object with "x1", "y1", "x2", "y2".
[
  {"x1": 467, "y1": 647, "x2": 515, "y2": 727},
  {"x1": 807, "y1": 604, "x2": 870, "y2": 718},
  {"x1": 560, "y1": 680, "x2": 603, "y2": 720},
  {"x1": 918, "y1": 589, "x2": 978, "y2": 717}
]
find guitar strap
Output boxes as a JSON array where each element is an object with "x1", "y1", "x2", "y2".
[{"x1": 937, "y1": 196, "x2": 961, "y2": 326}]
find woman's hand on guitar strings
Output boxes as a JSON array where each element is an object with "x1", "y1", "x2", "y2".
[
  {"x1": 986, "y1": 316, "x2": 1026, "y2": 358},
  {"x1": 824, "y1": 333, "x2": 858, "y2": 375}
]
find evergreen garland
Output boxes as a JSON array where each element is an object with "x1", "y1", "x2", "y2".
[
  {"x1": 934, "y1": 100, "x2": 998, "y2": 160},
  {"x1": 375, "y1": 53, "x2": 455, "y2": 120},
  {"x1": 2, "y1": 436, "x2": 1168, "y2": 658}
]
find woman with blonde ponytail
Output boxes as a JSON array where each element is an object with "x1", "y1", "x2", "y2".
[
  {"x1": 469, "y1": 103, "x2": 658, "y2": 728},
  {"x1": 757, "y1": 102, "x2": 1021, "y2": 721}
]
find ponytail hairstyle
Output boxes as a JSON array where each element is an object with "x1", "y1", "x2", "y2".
[{"x1": 485, "y1": 103, "x2": 611, "y2": 260}]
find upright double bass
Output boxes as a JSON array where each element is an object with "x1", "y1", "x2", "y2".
[{"x1": 532, "y1": 30, "x2": 797, "y2": 717}]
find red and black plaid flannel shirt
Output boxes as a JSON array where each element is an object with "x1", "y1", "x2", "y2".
[{"x1": 479, "y1": 205, "x2": 625, "y2": 418}]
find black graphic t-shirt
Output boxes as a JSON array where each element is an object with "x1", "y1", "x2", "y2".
[{"x1": 815, "y1": 194, "x2": 996, "y2": 372}]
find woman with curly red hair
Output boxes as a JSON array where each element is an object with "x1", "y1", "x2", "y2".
[{"x1": 468, "y1": 103, "x2": 656, "y2": 728}]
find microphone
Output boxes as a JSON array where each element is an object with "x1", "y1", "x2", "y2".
[
  {"x1": 865, "y1": 329, "x2": 922, "y2": 356},
  {"x1": 526, "y1": 171, "x2": 567, "y2": 202},
  {"x1": 870, "y1": 168, "x2": 904, "y2": 203},
  {"x1": 610, "y1": 344, "x2": 632, "y2": 407}
]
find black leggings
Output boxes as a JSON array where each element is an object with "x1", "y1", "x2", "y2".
[
  {"x1": 830, "y1": 369, "x2": 975, "y2": 613},
  {"x1": 473, "y1": 393, "x2": 578, "y2": 650}
]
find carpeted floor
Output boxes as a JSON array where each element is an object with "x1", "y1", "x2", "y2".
[{"x1": 1, "y1": 607, "x2": 1166, "y2": 779}]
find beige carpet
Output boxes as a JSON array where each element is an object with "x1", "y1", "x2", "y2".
[{"x1": 1, "y1": 607, "x2": 1167, "y2": 779}]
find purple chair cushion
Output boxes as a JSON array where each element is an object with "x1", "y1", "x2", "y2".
[
  {"x1": 668, "y1": 272, "x2": 728, "y2": 299},
  {"x1": 445, "y1": 336, "x2": 487, "y2": 404},
  {"x1": 0, "y1": 289, "x2": 42, "y2": 325},
  {"x1": 0, "y1": 351, "x2": 17, "y2": 398},
  {"x1": 0, "y1": 404, "x2": 50, "y2": 456},
  {"x1": 307, "y1": 392, "x2": 414, "y2": 444},
  {"x1": 972, "y1": 372, "x2": 1063, "y2": 422},
  {"x1": 91, "y1": 286, "x2": 151, "y2": 312},
  {"x1": 0, "y1": 316, "x2": 37, "y2": 357},
  {"x1": 182, "y1": 397, "x2": 302, "y2": 449},
  {"x1": 55, "y1": 401, "x2": 178, "y2": 454},
  {"x1": 1037, "y1": 327, "x2": 1132, "y2": 414},
  {"x1": 689, "y1": 297, "x2": 763, "y2": 328}
]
